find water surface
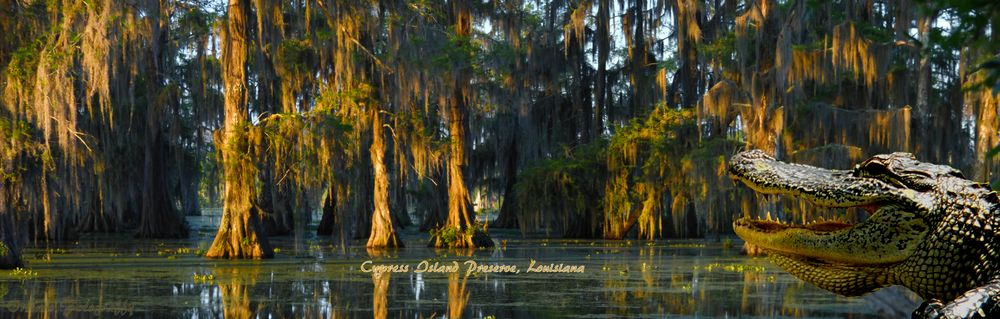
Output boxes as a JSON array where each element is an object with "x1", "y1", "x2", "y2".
[{"x1": 0, "y1": 219, "x2": 918, "y2": 318}]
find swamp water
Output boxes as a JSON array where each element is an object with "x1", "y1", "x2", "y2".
[{"x1": 0, "y1": 217, "x2": 919, "y2": 318}]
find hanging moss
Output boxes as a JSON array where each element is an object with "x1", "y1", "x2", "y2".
[
  {"x1": 603, "y1": 105, "x2": 697, "y2": 239},
  {"x1": 514, "y1": 140, "x2": 606, "y2": 238}
]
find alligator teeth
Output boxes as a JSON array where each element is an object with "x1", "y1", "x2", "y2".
[{"x1": 766, "y1": 212, "x2": 773, "y2": 221}]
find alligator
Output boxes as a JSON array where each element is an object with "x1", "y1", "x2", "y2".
[{"x1": 728, "y1": 150, "x2": 1000, "y2": 319}]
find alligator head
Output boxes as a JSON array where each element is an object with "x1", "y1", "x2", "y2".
[{"x1": 728, "y1": 149, "x2": 999, "y2": 303}]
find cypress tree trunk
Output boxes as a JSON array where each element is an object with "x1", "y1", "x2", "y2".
[
  {"x1": 317, "y1": 187, "x2": 337, "y2": 236},
  {"x1": 389, "y1": 130, "x2": 412, "y2": 229},
  {"x1": 137, "y1": 131, "x2": 188, "y2": 238},
  {"x1": 419, "y1": 170, "x2": 448, "y2": 231},
  {"x1": 430, "y1": 0, "x2": 492, "y2": 248},
  {"x1": 915, "y1": 12, "x2": 935, "y2": 124},
  {"x1": 493, "y1": 126, "x2": 519, "y2": 228},
  {"x1": 367, "y1": 109, "x2": 403, "y2": 248},
  {"x1": 594, "y1": 0, "x2": 609, "y2": 137},
  {"x1": 446, "y1": 3, "x2": 474, "y2": 234},
  {"x1": 206, "y1": 0, "x2": 272, "y2": 259},
  {"x1": 137, "y1": 1, "x2": 188, "y2": 238},
  {"x1": 630, "y1": 1, "x2": 648, "y2": 117}
]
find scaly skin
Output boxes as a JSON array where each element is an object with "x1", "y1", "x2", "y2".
[{"x1": 728, "y1": 150, "x2": 1000, "y2": 319}]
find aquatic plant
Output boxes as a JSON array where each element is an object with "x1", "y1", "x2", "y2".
[
  {"x1": 700, "y1": 263, "x2": 765, "y2": 274},
  {"x1": 193, "y1": 273, "x2": 215, "y2": 283},
  {"x1": 10, "y1": 267, "x2": 37, "y2": 279},
  {"x1": 428, "y1": 222, "x2": 492, "y2": 248}
]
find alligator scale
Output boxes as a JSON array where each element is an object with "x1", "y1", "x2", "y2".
[{"x1": 728, "y1": 150, "x2": 1000, "y2": 319}]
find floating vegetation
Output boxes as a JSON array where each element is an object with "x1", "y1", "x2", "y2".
[
  {"x1": 10, "y1": 267, "x2": 38, "y2": 279},
  {"x1": 700, "y1": 263, "x2": 766, "y2": 273},
  {"x1": 157, "y1": 247, "x2": 194, "y2": 256},
  {"x1": 428, "y1": 223, "x2": 491, "y2": 248},
  {"x1": 668, "y1": 243, "x2": 707, "y2": 248},
  {"x1": 193, "y1": 273, "x2": 215, "y2": 283}
]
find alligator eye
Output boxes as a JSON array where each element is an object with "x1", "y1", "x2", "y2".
[{"x1": 861, "y1": 162, "x2": 892, "y2": 176}]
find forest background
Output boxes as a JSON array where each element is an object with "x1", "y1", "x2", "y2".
[{"x1": 0, "y1": 0, "x2": 997, "y2": 261}]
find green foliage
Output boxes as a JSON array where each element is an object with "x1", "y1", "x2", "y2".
[
  {"x1": 918, "y1": 0, "x2": 1000, "y2": 91},
  {"x1": 430, "y1": 224, "x2": 459, "y2": 246},
  {"x1": 6, "y1": 42, "x2": 42, "y2": 82},
  {"x1": 276, "y1": 38, "x2": 315, "y2": 75},
  {"x1": 428, "y1": 223, "x2": 490, "y2": 248},
  {"x1": 513, "y1": 105, "x2": 716, "y2": 239},
  {"x1": 0, "y1": 117, "x2": 46, "y2": 186},
  {"x1": 701, "y1": 32, "x2": 736, "y2": 64},
  {"x1": 433, "y1": 33, "x2": 480, "y2": 72},
  {"x1": 9, "y1": 267, "x2": 37, "y2": 280},
  {"x1": 192, "y1": 272, "x2": 215, "y2": 283},
  {"x1": 604, "y1": 106, "x2": 700, "y2": 238},
  {"x1": 514, "y1": 139, "x2": 607, "y2": 237},
  {"x1": 0, "y1": 242, "x2": 7, "y2": 257},
  {"x1": 987, "y1": 144, "x2": 1000, "y2": 158},
  {"x1": 174, "y1": 4, "x2": 214, "y2": 39},
  {"x1": 856, "y1": 21, "x2": 893, "y2": 43}
]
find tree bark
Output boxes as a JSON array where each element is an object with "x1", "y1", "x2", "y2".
[
  {"x1": 448, "y1": 1, "x2": 473, "y2": 232},
  {"x1": 317, "y1": 186, "x2": 337, "y2": 236},
  {"x1": 915, "y1": 12, "x2": 935, "y2": 123},
  {"x1": 206, "y1": 0, "x2": 272, "y2": 259},
  {"x1": 594, "y1": 0, "x2": 609, "y2": 138},
  {"x1": 367, "y1": 109, "x2": 403, "y2": 248},
  {"x1": 493, "y1": 122, "x2": 519, "y2": 228},
  {"x1": 430, "y1": 0, "x2": 492, "y2": 248},
  {"x1": 419, "y1": 170, "x2": 448, "y2": 231}
]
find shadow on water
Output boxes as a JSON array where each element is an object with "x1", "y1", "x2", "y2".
[{"x1": 0, "y1": 227, "x2": 919, "y2": 318}]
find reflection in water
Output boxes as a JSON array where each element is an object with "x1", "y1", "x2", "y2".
[
  {"x1": 0, "y1": 236, "x2": 915, "y2": 318},
  {"x1": 372, "y1": 272, "x2": 389, "y2": 319},
  {"x1": 218, "y1": 267, "x2": 259, "y2": 319},
  {"x1": 448, "y1": 272, "x2": 470, "y2": 319}
]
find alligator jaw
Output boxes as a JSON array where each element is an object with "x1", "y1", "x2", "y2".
[
  {"x1": 734, "y1": 214, "x2": 854, "y2": 233},
  {"x1": 729, "y1": 150, "x2": 929, "y2": 266}
]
